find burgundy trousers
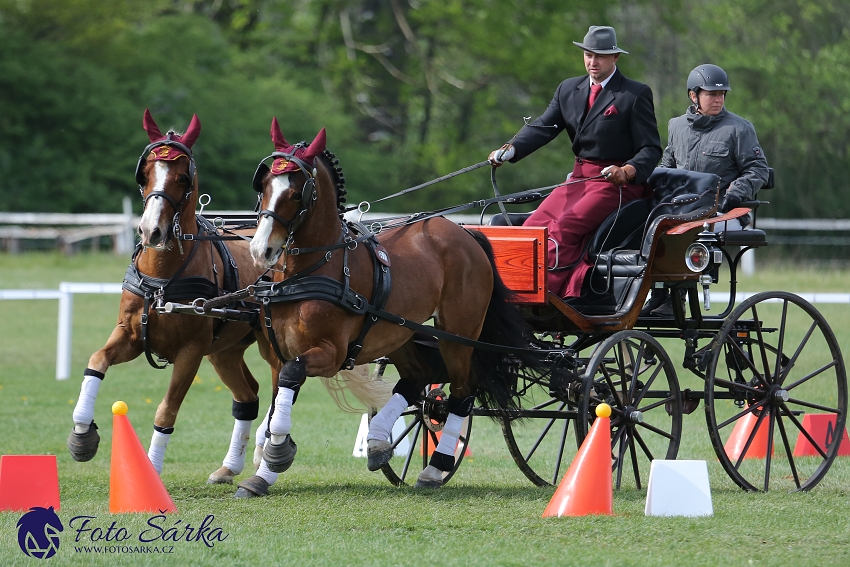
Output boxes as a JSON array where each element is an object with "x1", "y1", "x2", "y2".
[{"x1": 524, "y1": 159, "x2": 649, "y2": 298}]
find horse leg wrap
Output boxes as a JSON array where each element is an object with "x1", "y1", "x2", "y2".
[
  {"x1": 254, "y1": 406, "x2": 271, "y2": 469},
  {"x1": 147, "y1": 426, "x2": 173, "y2": 475},
  {"x1": 263, "y1": 359, "x2": 303, "y2": 473},
  {"x1": 430, "y1": 412, "x2": 466, "y2": 471},
  {"x1": 221, "y1": 419, "x2": 253, "y2": 475},
  {"x1": 366, "y1": 392, "x2": 410, "y2": 471},
  {"x1": 72, "y1": 369, "x2": 104, "y2": 432},
  {"x1": 232, "y1": 397, "x2": 260, "y2": 421}
]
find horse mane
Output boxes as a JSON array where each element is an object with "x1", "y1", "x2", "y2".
[{"x1": 317, "y1": 148, "x2": 347, "y2": 213}]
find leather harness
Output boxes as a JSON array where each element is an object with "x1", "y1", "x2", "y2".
[{"x1": 122, "y1": 216, "x2": 242, "y2": 369}]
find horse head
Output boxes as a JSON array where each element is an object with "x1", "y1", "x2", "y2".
[
  {"x1": 250, "y1": 118, "x2": 330, "y2": 269},
  {"x1": 136, "y1": 108, "x2": 201, "y2": 250}
]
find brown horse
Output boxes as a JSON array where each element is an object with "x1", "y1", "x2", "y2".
[
  {"x1": 68, "y1": 109, "x2": 282, "y2": 484},
  {"x1": 237, "y1": 119, "x2": 534, "y2": 496}
]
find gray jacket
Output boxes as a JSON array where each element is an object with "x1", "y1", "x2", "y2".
[{"x1": 660, "y1": 106, "x2": 769, "y2": 201}]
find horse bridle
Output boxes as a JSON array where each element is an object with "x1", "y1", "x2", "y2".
[
  {"x1": 136, "y1": 137, "x2": 197, "y2": 247},
  {"x1": 252, "y1": 146, "x2": 318, "y2": 241}
]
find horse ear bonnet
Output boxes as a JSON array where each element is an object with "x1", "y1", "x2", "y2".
[{"x1": 135, "y1": 109, "x2": 200, "y2": 188}]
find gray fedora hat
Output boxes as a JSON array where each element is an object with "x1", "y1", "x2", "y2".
[{"x1": 573, "y1": 25, "x2": 628, "y2": 55}]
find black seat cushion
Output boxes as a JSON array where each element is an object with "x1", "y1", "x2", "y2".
[
  {"x1": 718, "y1": 229, "x2": 766, "y2": 247},
  {"x1": 488, "y1": 212, "x2": 532, "y2": 226}
]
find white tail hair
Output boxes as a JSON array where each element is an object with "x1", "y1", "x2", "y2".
[{"x1": 319, "y1": 364, "x2": 394, "y2": 413}]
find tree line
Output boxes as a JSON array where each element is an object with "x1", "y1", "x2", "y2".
[{"x1": 1, "y1": 0, "x2": 848, "y2": 219}]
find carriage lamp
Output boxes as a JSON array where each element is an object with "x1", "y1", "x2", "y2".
[{"x1": 685, "y1": 243, "x2": 710, "y2": 272}]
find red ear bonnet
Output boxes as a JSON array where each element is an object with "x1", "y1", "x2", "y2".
[
  {"x1": 142, "y1": 108, "x2": 201, "y2": 162},
  {"x1": 269, "y1": 117, "x2": 326, "y2": 175}
]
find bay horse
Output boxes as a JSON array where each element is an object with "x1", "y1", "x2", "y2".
[
  {"x1": 67, "y1": 109, "x2": 283, "y2": 485},
  {"x1": 238, "y1": 118, "x2": 536, "y2": 496}
]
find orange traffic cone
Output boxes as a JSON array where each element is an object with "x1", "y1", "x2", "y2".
[
  {"x1": 792, "y1": 414, "x2": 850, "y2": 457},
  {"x1": 109, "y1": 401, "x2": 177, "y2": 514},
  {"x1": 0, "y1": 455, "x2": 60, "y2": 511},
  {"x1": 724, "y1": 410, "x2": 773, "y2": 461},
  {"x1": 543, "y1": 403, "x2": 613, "y2": 517}
]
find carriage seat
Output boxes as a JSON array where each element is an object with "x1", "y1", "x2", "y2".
[{"x1": 713, "y1": 167, "x2": 774, "y2": 249}]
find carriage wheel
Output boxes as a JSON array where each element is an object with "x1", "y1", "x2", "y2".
[
  {"x1": 704, "y1": 291, "x2": 848, "y2": 492},
  {"x1": 581, "y1": 330, "x2": 682, "y2": 490},
  {"x1": 376, "y1": 384, "x2": 473, "y2": 487},
  {"x1": 500, "y1": 366, "x2": 584, "y2": 487}
]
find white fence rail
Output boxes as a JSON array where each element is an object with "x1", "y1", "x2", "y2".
[{"x1": 2, "y1": 284, "x2": 850, "y2": 382}]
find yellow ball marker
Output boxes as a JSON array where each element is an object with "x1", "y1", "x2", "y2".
[
  {"x1": 112, "y1": 400, "x2": 129, "y2": 415},
  {"x1": 595, "y1": 403, "x2": 612, "y2": 418}
]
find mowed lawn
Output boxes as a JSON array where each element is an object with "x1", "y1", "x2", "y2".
[{"x1": 1, "y1": 252, "x2": 849, "y2": 567}]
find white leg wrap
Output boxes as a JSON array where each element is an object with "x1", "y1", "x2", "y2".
[
  {"x1": 147, "y1": 430, "x2": 171, "y2": 475},
  {"x1": 72, "y1": 375, "x2": 102, "y2": 433},
  {"x1": 435, "y1": 413, "x2": 464, "y2": 456},
  {"x1": 221, "y1": 419, "x2": 252, "y2": 474},
  {"x1": 255, "y1": 441, "x2": 279, "y2": 485},
  {"x1": 268, "y1": 387, "x2": 295, "y2": 444},
  {"x1": 367, "y1": 393, "x2": 409, "y2": 442}
]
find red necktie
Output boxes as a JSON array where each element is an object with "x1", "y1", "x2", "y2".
[{"x1": 588, "y1": 83, "x2": 603, "y2": 110}]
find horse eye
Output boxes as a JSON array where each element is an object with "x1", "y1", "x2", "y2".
[{"x1": 177, "y1": 173, "x2": 191, "y2": 185}]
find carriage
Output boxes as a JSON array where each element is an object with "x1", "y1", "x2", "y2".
[{"x1": 153, "y1": 120, "x2": 846, "y2": 495}]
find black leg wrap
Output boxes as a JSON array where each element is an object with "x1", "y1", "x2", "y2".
[
  {"x1": 232, "y1": 397, "x2": 260, "y2": 421},
  {"x1": 153, "y1": 425, "x2": 175, "y2": 435},
  {"x1": 392, "y1": 378, "x2": 422, "y2": 407},
  {"x1": 429, "y1": 451, "x2": 455, "y2": 473},
  {"x1": 278, "y1": 358, "x2": 305, "y2": 403},
  {"x1": 447, "y1": 394, "x2": 475, "y2": 417},
  {"x1": 84, "y1": 368, "x2": 105, "y2": 380}
]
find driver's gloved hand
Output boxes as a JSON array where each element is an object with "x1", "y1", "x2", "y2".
[
  {"x1": 488, "y1": 144, "x2": 515, "y2": 167},
  {"x1": 720, "y1": 192, "x2": 742, "y2": 213}
]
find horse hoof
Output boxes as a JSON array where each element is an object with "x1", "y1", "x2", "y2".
[
  {"x1": 414, "y1": 465, "x2": 444, "y2": 489},
  {"x1": 366, "y1": 439, "x2": 393, "y2": 472},
  {"x1": 262, "y1": 435, "x2": 297, "y2": 473},
  {"x1": 207, "y1": 466, "x2": 237, "y2": 484},
  {"x1": 253, "y1": 445, "x2": 264, "y2": 470},
  {"x1": 67, "y1": 422, "x2": 100, "y2": 462},
  {"x1": 234, "y1": 475, "x2": 269, "y2": 498}
]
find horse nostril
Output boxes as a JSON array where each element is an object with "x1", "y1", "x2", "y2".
[
  {"x1": 150, "y1": 227, "x2": 162, "y2": 243},
  {"x1": 264, "y1": 247, "x2": 274, "y2": 261}
]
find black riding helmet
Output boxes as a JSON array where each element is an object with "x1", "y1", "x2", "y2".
[{"x1": 687, "y1": 64, "x2": 731, "y2": 94}]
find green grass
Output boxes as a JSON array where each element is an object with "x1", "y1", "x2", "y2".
[{"x1": 1, "y1": 252, "x2": 850, "y2": 566}]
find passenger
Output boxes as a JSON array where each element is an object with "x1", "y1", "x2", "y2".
[
  {"x1": 642, "y1": 63, "x2": 770, "y2": 316},
  {"x1": 488, "y1": 25, "x2": 662, "y2": 299}
]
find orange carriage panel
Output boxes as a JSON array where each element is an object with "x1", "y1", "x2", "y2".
[{"x1": 471, "y1": 226, "x2": 548, "y2": 304}]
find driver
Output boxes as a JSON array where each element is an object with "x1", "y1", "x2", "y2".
[
  {"x1": 642, "y1": 63, "x2": 770, "y2": 316},
  {"x1": 488, "y1": 25, "x2": 662, "y2": 299}
]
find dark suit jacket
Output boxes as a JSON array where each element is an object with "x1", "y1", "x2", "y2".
[{"x1": 509, "y1": 69, "x2": 662, "y2": 184}]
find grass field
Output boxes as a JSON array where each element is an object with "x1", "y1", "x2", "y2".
[{"x1": 1, "y1": 252, "x2": 849, "y2": 566}]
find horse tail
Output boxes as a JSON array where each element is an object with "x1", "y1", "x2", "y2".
[
  {"x1": 467, "y1": 229, "x2": 545, "y2": 411},
  {"x1": 319, "y1": 365, "x2": 394, "y2": 414}
]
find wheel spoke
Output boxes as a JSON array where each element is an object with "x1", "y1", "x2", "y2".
[
  {"x1": 777, "y1": 320, "x2": 819, "y2": 387},
  {"x1": 628, "y1": 429, "x2": 642, "y2": 490},
  {"x1": 783, "y1": 359, "x2": 839, "y2": 392},
  {"x1": 601, "y1": 366, "x2": 626, "y2": 410},
  {"x1": 632, "y1": 362, "x2": 664, "y2": 407},
  {"x1": 632, "y1": 427, "x2": 655, "y2": 461},
  {"x1": 636, "y1": 395, "x2": 676, "y2": 414},
  {"x1": 628, "y1": 341, "x2": 647, "y2": 399},
  {"x1": 524, "y1": 407, "x2": 562, "y2": 463},
  {"x1": 636, "y1": 420, "x2": 675, "y2": 440},
  {"x1": 552, "y1": 418, "x2": 570, "y2": 485},
  {"x1": 712, "y1": 375, "x2": 764, "y2": 395},
  {"x1": 763, "y1": 407, "x2": 776, "y2": 492},
  {"x1": 781, "y1": 404, "x2": 829, "y2": 459},
  {"x1": 773, "y1": 300, "x2": 789, "y2": 381},
  {"x1": 400, "y1": 421, "x2": 421, "y2": 482},
  {"x1": 615, "y1": 429, "x2": 626, "y2": 490},
  {"x1": 785, "y1": 397, "x2": 841, "y2": 415},
  {"x1": 717, "y1": 399, "x2": 768, "y2": 431},
  {"x1": 729, "y1": 338, "x2": 771, "y2": 389},
  {"x1": 750, "y1": 303, "x2": 774, "y2": 384},
  {"x1": 734, "y1": 408, "x2": 769, "y2": 469},
  {"x1": 775, "y1": 413, "x2": 801, "y2": 489}
]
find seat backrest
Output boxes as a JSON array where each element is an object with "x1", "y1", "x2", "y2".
[
  {"x1": 639, "y1": 168, "x2": 721, "y2": 256},
  {"x1": 586, "y1": 198, "x2": 652, "y2": 257}
]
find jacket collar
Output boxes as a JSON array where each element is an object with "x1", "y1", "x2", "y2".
[
  {"x1": 686, "y1": 105, "x2": 728, "y2": 130},
  {"x1": 578, "y1": 69, "x2": 622, "y2": 129}
]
